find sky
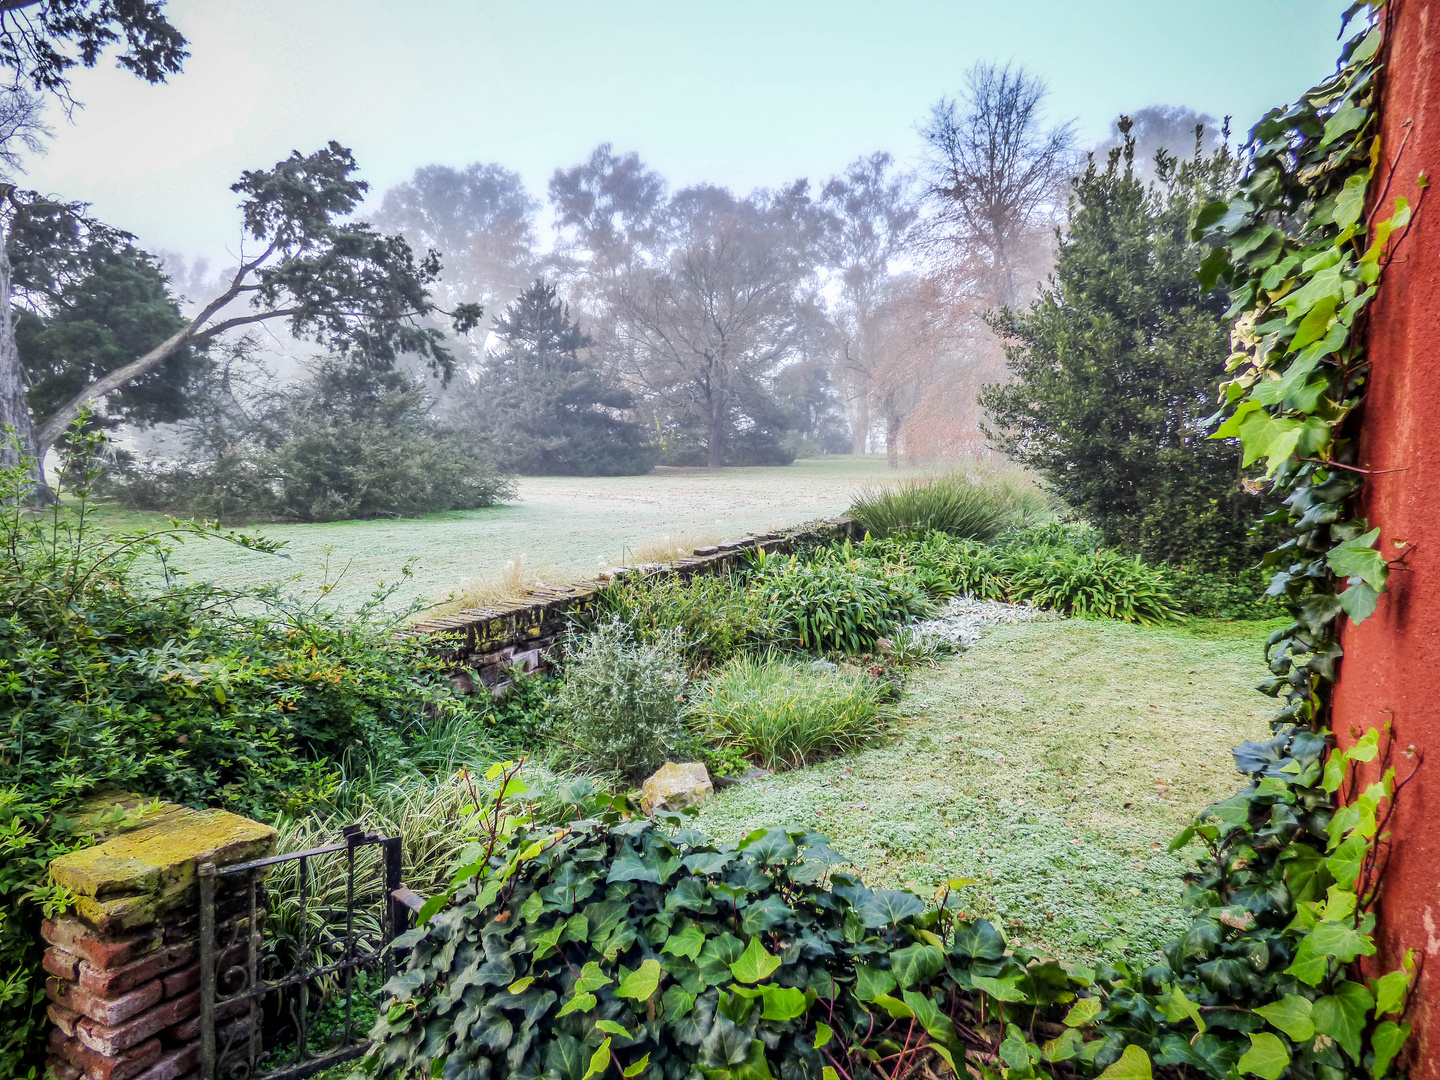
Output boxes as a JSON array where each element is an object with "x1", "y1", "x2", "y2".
[{"x1": 23, "y1": 0, "x2": 1350, "y2": 266}]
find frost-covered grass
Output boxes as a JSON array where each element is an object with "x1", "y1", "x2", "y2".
[
  {"x1": 692, "y1": 616, "x2": 1282, "y2": 965},
  {"x1": 90, "y1": 456, "x2": 927, "y2": 612}
]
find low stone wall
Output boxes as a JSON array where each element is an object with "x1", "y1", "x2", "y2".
[
  {"x1": 405, "y1": 517, "x2": 858, "y2": 693},
  {"x1": 43, "y1": 794, "x2": 276, "y2": 1080}
]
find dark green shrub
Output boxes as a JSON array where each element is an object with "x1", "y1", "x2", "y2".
[
  {"x1": 688, "y1": 652, "x2": 892, "y2": 770},
  {"x1": 999, "y1": 547, "x2": 1181, "y2": 624},
  {"x1": 553, "y1": 618, "x2": 691, "y2": 781},
  {"x1": 848, "y1": 472, "x2": 1050, "y2": 541},
  {"x1": 1163, "y1": 562, "x2": 1284, "y2": 621},
  {"x1": 755, "y1": 548, "x2": 932, "y2": 654},
  {"x1": 360, "y1": 802, "x2": 1095, "y2": 1079},
  {"x1": 594, "y1": 571, "x2": 770, "y2": 668}
]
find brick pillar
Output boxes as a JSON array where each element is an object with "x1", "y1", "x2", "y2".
[
  {"x1": 1327, "y1": 1, "x2": 1440, "y2": 1075},
  {"x1": 41, "y1": 796, "x2": 275, "y2": 1080}
]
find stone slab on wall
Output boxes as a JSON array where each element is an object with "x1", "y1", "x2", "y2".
[
  {"x1": 44, "y1": 794, "x2": 276, "y2": 1080},
  {"x1": 405, "y1": 517, "x2": 858, "y2": 693}
]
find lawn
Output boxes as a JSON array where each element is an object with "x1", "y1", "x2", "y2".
[
  {"x1": 97, "y1": 455, "x2": 924, "y2": 612},
  {"x1": 693, "y1": 615, "x2": 1281, "y2": 965}
]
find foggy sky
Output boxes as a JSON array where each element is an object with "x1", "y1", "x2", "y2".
[{"x1": 24, "y1": 0, "x2": 1349, "y2": 265}]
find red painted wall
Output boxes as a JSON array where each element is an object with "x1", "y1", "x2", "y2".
[{"x1": 1328, "y1": 1, "x2": 1440, "y2": 1073}]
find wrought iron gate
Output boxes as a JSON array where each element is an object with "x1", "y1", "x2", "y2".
[{"x1": 197, "y1": 824, "x2": 408, "y2": 1080}]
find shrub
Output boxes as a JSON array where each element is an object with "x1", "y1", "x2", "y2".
[
  {"x1": 848, "y1": 471, "x2": 1050, "y2": 541},
  {"x1": 755, "y1": 549, "x2": 932, "y2": 654},
  {"x1": 856, "y1": 533, "x2": 1010, "y2": 601},
  {"x1": 0, "y1": 430, "x2": 487, "y2": 1073},
  {"x1": 594, "y1": 571, "x2": 770, "y2": 669},
  {"x1": 1163, "y1": 562, "x2": 1285, "y2": 620},
  {"x1": 688, "y1": 653, "x2": 891, "y2": 770},
  {"x1": 1000, "y1": 546, "x2": 1181, "y2": 624},
  {"x1": 359, "y1": 804, "x2": 1093, "y2": 1080},
  {"x1": 553, "y1": 618, "x2": 690, "y2": 780}
]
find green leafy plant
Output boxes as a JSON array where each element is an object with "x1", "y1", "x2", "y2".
[
  {"x1": 848, "y1": 471, "x2": 1050, "y2": 541},
  {"x1": 553, "y1": 617, "x2": 691, "y2": 781},
  {"x1": 593, "y1": 570, "x2": 772, "y2": 669},
  {"x1": 687, "y1": 652, "x2": 893, "y2": 770},
  {"x1": 857, "y1": 533, "x2": 1011, "y2": 601},
  {"x1": 756, "y1": 546, "x2": 933, "y2": 655},
  {"x1": 999, "y1": 547, "x2": 1181, "y2": 625},
  {"x1": 358, "y1": 779, "x2": 1109, "y2": 1080}
]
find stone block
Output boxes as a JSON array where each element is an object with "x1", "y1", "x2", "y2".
[
  {"x1": 49, "y1": 976, "x2": 163, "y2": 1026},
  {"x1": 48, "y1": 1000, "x2": 82, "y2": 1036},
  {"x1": 75, "y1": 991, "x2": 199, "y2": 1055},
  {"x1": 79, "y1": 943, "x2": 194, "y2": 998},
  {"x1": 45, "y1": 945, "x2": 83, "y2": 981},
  {"x1": 42, "y1": 919, "x2": 162, "y2": 972},
  {"x1": 640, "y1": 762, "x2": 714, "y2": 813}
]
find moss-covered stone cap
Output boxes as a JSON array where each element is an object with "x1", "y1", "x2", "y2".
[{"x1": 50, "y1": 801, "x2": 277, "y2": 900}]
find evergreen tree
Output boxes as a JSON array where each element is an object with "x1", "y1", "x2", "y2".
[
  {"x1": 981, "y1": 127, "x2": 1265, "y2": 570},
  {"x1": 473, "y1": 280, "x2": 651, "y2": 475}
]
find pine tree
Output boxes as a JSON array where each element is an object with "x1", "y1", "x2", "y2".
[
  {"x1": 474, "y1": 280, "x2": 651, "y2": 475},
  {"x1": 981, "y1": 128, "x2": 1266, "y2": 570}
]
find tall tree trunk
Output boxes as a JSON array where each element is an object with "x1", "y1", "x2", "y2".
[
  {"x1": 851, "y1": 391, "x2": 870, "y2": 455},
  {"x1": 0, "y1": 217, "x2": 48, "y2": 495},
  {"x1": 886, "y1": 408, "x2": 901, "y2": 469},
  {"x1": 707, "y1": 389, "x2": 724, "y2": 471}
]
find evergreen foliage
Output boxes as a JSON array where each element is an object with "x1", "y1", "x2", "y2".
[
  {"x1": 469, "y1": 281, "x2": 651, "y2": 476},
  {"x1": 981, "y1": 131, "x2": 1267, "y2": 572}
]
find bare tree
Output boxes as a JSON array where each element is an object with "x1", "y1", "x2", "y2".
[
  {"x1": 617, "y1": 185, "x2": 805, "y2": 470},
  {"x1": 919, "y1": 61, "x2": 1076, "y2": 308},
  {"x1": 0, "y1": 85, "x2": 47, "y2": 474},
  {"x1": 376, "y1": 162, "x2": 539, "y2": 317},
  {"x1": 817, "y1": 152, "x2": 916, "y2": 454}
]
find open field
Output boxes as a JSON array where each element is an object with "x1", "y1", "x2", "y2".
[
  {"x1": 97, "y1": 456, "x2": 943, "y2": 612},
  {"x1": 693, "y1": 616, "x2": 1281, "y2": 964}
]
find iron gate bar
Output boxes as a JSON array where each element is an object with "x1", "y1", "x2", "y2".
[{"x1": 198, "y1": 826, "x2": 402, "y2": 1080}]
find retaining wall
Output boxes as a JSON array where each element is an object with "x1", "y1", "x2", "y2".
[{"x1": 403, "y1": 517, "x2": 858, "y2": 693}]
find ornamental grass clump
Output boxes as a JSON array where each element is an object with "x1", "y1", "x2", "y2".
[
  {"x1": 848, "y1": 471, "x2": 1051, "y2": 541},
  {"x1": 688, "y1": 653, "x2": 891, "y2": 770},
  {"x1": 1000, "y1": 546, "x2": 1180, "y2": 624},
  {"x1": 553, "y1": 617, "x2": 690, "y2": 780}
]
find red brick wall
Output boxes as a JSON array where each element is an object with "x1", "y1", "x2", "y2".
[{"x1": 1328, "y1": 1, "x2": 1440, "y2": 1073}]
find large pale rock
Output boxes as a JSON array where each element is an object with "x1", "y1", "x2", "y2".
[{"x1": 641, "y1": 762, "x2": 714, "y2": 813}]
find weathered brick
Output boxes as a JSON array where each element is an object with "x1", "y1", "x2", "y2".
[
  {"x1": 75, "y1": 991, "x2": 198, "y2": 1055},
  {"x1": 45, "y1": 946, "x2": 83, "y2": 981},
  {"x1": 78, "y1": 943, "x2": 193, "y2": 998},
  {"x1": 42, "y1": 918, "x2": 162, "y2": 972},
  {"x1": 160, "y1": 961, "x2": 198, "y2": 998},
  {"x1": 47, "y1": 1000, "x2": 82, "y2": 1037},
  {"x1": 49, "y1": 976, "x2": 163, "y2": 1026},
  {"x1": 46, "y1": 1057, "x2": 84, "y2": 1080},
  {"x1": 166, "y1": 994, "x2": 250, "y2": 1041},
  {"x1": 129, "y1": 1043, "x2": 199, "y2": 1080},
  {"x1": 52, "y1": 1032, "x2": 162, "y2": 1080}
]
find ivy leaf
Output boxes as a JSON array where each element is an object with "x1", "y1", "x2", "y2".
[
  {"x1": 1291, "y1": 294, "x2": 1338, "y2": 351},
  {"x1": 1325, "y1": 833, "x2": 1368, "y2": 889},
  {"x1": 1321, "y1": 101, "x2": 1368, "y2": 148},
  {"x1": 814, "y1": 1022, "x2": 833, "y2": 1048},
  {"x1": 607, "y1": 851, "x2": 661, "y2": 884},
  {"x1": 1339, "y1": 581, "x2": 1382, "y2": 624},
  {"x1": 854, "y1": 963, "x2": 897, "y2": 1002},
  {"x1": 970, "y1": 974, "x2": 1027, "y2": 1003},
  {"x1": 546, "y1": 1033, "x2": 589, "y2": 1080},
  {"x1": 1096, "y1": 1044, "x2": 1153, "y2": 1080},
  {"x1": 1311, "y1": 980, "x2": 1375, "y2": 1062},
  {"x1": 1156, "y1": 985, "x2": 1206, "y2": 1033},
  {"x1": 697, "y1": 933, "x2": 745, "y2": 984},
  {"x1": 557, "y1": 991, "x2": 597, "y2": 1018},
  {"x1": 1064, "y1": 997, "x2": 1102, "y2": 1028},
  {"x1": 759, "y1": 985, "x2": 808, "y2": 1021},
  {"x1": 1374, "y1": 967, "x2": 1411, "y2": 1016},
  {"x1": 1255, "y1": 994, "x2": 1315, "y2": 1041},
  {"x1": 926, "y1": 1043, "x2": 959, "y2": 1074},
  {"x1": 950, "y1": 918, "x2": 1006, "y2": 960},
  {"x1": 622, "y1": 1053, "x2": 651, "y2": 1078},
  {"x1": 1000, "y1": 1024, "x2": 1038, "y2": 1069},
  {"x1": 738, "y1": 827, "x2": 799, "y2": 863},
  {"x1": 661, "y1": 924, "x2": 706, "y2": 961},
  {"x1": 508, "y1": 976, "x2": 535, "y2": 995},
  {"x1": 1236, "y1": 1032, "x2": 1289, "y2": 1080},
  {"x1": 1328, "y1": 528, "x2": 1386, "y2": 588},
  {"x1": 581, "y1": 1037, "x2": 612, "y2": 1080},
  {"x1": 1287, "y1": 921, "x2": 1377, "y2": 985},
  {"x1": 575, "y1": 962, "x2": 614, "y2": 994},
  {"x1": 1333, "y1": 172, "x2": 1369, "y2": 228},
  {"x1": 890, "y1": 944, "x2": 945, "y2": 989},
  {"x1": 596, "y1": 1019, "x2": 633, "y2": 1038},
  {"x1": 1043, "y1": 1027, "x2": 1085, "y2": 1062},
  {"x1": 903, "y1": 989, "x2": 959, "y2": 1044},
  {"x1": 616, "y1": 958, "x2": 663, "y2": 1001},
  {"x1": 1372, "y1": 1020, "x2": 1411, "y2": 1078},
  {"x1": 740, "y1": 894, "x2": 791, "y2": 935},
  {"x1": 870, "y1": 993, "x2": 916, "y2": 1020},
  {"x1": 520, "y1": 891, "x2": 544, "y2": 925},
  {"x1": 730, "y1": 937, "x2": 782, "y2": 984},
  {"x1": 857, "y1": 889, "x2": 927, "y2": 928}
]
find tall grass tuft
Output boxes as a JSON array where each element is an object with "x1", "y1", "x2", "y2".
[
  {"x1": 1001, "y1": 547, "x2": 1180, "y2": 625},
  {"x1": 848, "y1": 471, "x2": 1052, "y2": 541},
  {"x1": 689, "y1": 653, "x2": 891, "y2": 770}
]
